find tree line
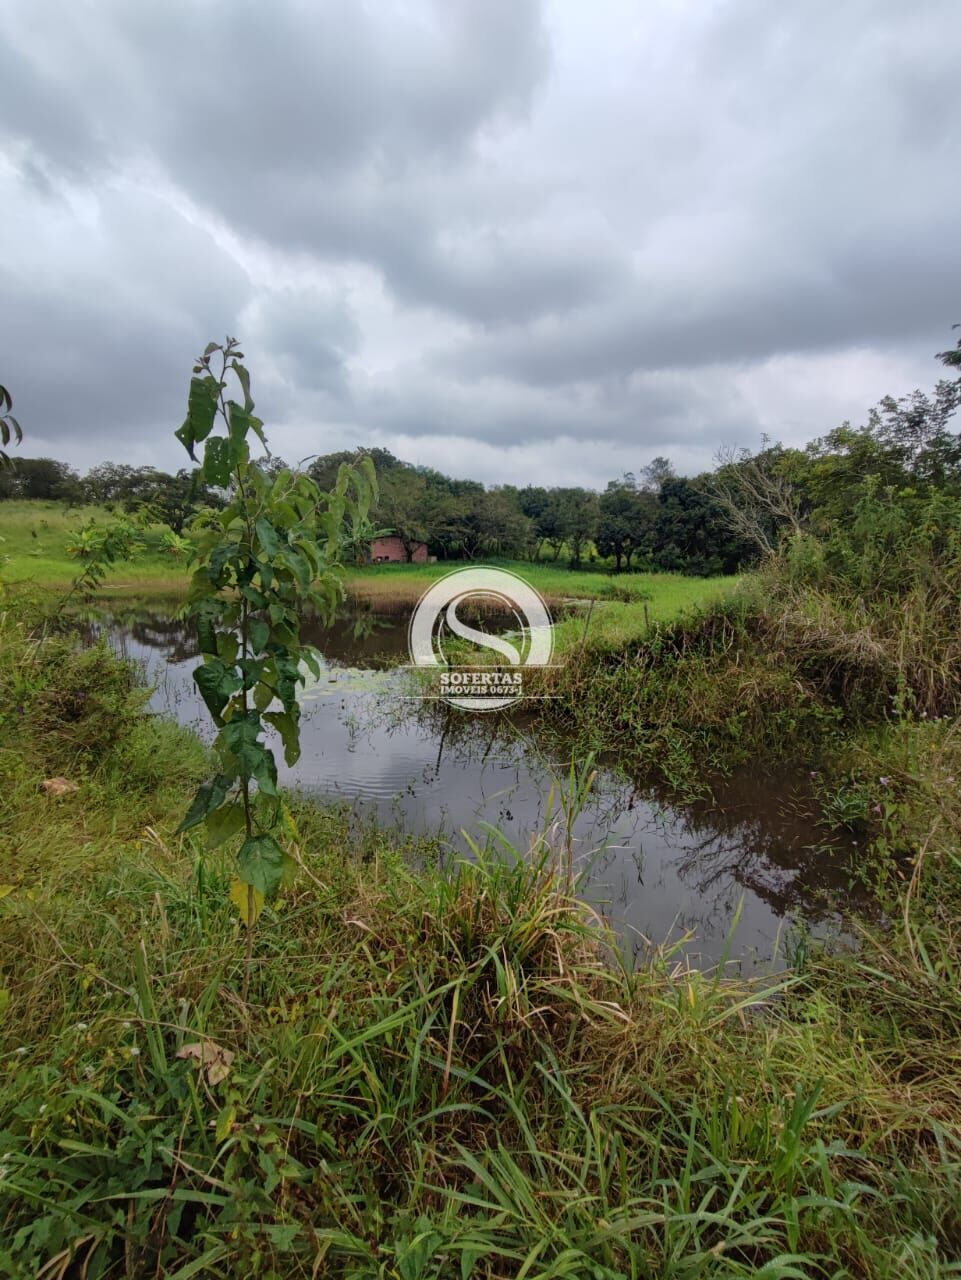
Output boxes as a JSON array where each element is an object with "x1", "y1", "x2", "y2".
[
  {"x1": 0, "y1": 448, "x2": 757, "y2": 575},
  {"x1": 3, "y1": 327, "x2": 959, "y2": 576}
]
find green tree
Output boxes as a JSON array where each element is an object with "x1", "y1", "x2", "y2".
[
  {"x1": 597, "y1": 476, "x2": 646, "y2": 571},
  {"x1": 654, "y1": 476, "x2": 750, "y2": 575},
  {"x1": 640, "y1": 456, "x2": 675, "y2": 491},
  {"x1": 517, "y1": 485, "x2": 552, "y2": 560},
  {"x1": 175, "y1": 338, "x2": 375, "y2": 995},
  {"x1": 5, "y1": 456, "x2": 78, "y2": 501},
  {"x1": 454, "y1": 488, "x2": 531, "y2": 559},
  {"x1": 559, "y1": 488, "x2": 598, "y2": 568},
  {"x1": 377, "y1": 468, "x2": 429, "y2": 560},
  {"x1": 538, "y1": 490, "x2": 572, "y2": 561}
]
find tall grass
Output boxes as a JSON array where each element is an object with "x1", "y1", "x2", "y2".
[
  {"x1": 2, "y1": 606, "x2": 961, "y2": 1275},
  {"x1": 538, "y1": 483, "x2": 961, "y2": 799}
]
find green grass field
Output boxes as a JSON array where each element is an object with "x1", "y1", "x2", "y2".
[
  {"x1": 345, "y1": 557, "x2": 656, "y2": 601},
  {"x1": 0, "y1": 500, "x2": 189, "y2": 592},
  {"x1": 343, "y1": 556, "x2": 738, "y2": 612},
  {"x1": 550, "y1": 576, "x2": 740, "y2": 653},
  {"x1": 0, "y1": 502, "x2": 737, "y2": 624}
]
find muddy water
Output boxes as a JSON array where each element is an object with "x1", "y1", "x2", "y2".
[{"x1": 99, "y1": 601, "x2": 860, "y2": 971}]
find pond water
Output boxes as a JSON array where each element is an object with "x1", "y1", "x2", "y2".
[{"x1": 98, "y1": 601, "x2": 860, "y2": 971}]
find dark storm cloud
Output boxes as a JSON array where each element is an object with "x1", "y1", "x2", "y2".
[
  {"x1": 0, "y1": 0, "x2": 959, "y2": 485},
  {"x1": 1, "y1": 0, "x2": 579, "y2": 325},
  {"x1": 0, "y1": 185, "x2": 251, "y2": 450}
]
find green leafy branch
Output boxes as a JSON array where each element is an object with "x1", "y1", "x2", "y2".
[
  {"x1": 175, "y1": 338, "x2": 375, "y2": 996},
  {"x1": 0, "y1": 382, "x2": 22, "y2": 468}
]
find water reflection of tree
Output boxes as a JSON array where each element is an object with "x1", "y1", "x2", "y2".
[
  {"x1": 399, "y1": 695, "x2": 861, "y2": 927},
  {"x1": 126, "y1": 615, "x2": 198, "y2": 663},
  {"x1": 300, "y1": 604, "x2": 408, "y2": 668},
  {"x1": 77, "y1": 608, "x2": 199, "y2": 664},
  {"x1": 667, "y1": 773, "x2": 860, "y2": 921}
]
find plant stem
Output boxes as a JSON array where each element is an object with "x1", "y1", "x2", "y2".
[
  {"x1": 242, "y1": 884, "x2": 255, "y2": 1004},
  {"x1": 228, "y1": 352, "x2": 258, "y2": 1004}
]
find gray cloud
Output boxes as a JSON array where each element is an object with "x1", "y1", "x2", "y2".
[
  {"x1": 0, "y1": 184, "x2": 250, "y2": 450},
  {"x1": 0, "y1": 0, "x2": 958, "y2": 486},
  {"x1": 244, "y1": 288, "x2": 360, "y2": 397}
]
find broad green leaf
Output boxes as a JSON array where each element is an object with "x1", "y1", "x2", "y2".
[
  {"x1": 222, "y1": 715, "x2": 278, "y2": 796},
  {"x1": 279, "y1": 801, "x2": 301, "y2": 843},
  {"x1": 273, "y1": 655, "x2": 301, "y2": 706},
  {"x1": 280, "y1": 852, "x2": 298, "y2": 889},
  {"x1": 227, "y1": 400, "x2": 250, "y2": 445},
  {"x1": 276, "y1": 548, "x2": 310, "y2": 591},
  {"x1": 255, "y1": 517, "x2": 281, "y2": 559},
  {"x1": 207, "y1": 541, "x2": 236, "y2": 585},
  {"x1": 237, "y1": 835, "x2": 285, "y2": 896},
  {"x1": 216, "y1": 1102, "x2": 237, "y2": 1141},
  {"x1": 249, "y1": 617, "x2": 270, "y2": 653},
  {"x1": 194, "y1": 659, "x2": 242, "y2": 725},
  {"x1": 205, "y1": 803, "x2": 247, "y2": 850},
  {"x1": 248, "y1": 413, "x2": 268, "y2": 448},
  {"x1": 301, "y1": 647, "x2": 321, "y2": 679},
  {"x1": 202, "y1": 435, "x2": 232, "y2": 488},
  {"x1": 237, "y1": 658, "x2": 266, "y2": 686},
  {"x1": 194, "y1": 600, "x2": 222, "y2": 656},
  {"x1": 1, "y1": 417, "x2": 22, "y2": 448},
  {"x1": 264, "y1": 709, "x2": 300, "y2": 766},
  {"x1": 176, "y1": 376, "x2": 219, "y2": 460},
  {"x1": 230, "y1": 359, "x2": 253, "y2": 412},
  {"x1": 178, "y1": 774, "x2": 232, "y2": 833},
  {"x1": 253, "y1": 680, "x2": 275, "y2": 711},
  {"x1": 240, "y1": 582, "x2": 267, "y2": 608},
  {"x1": 216, "y1": 631, "x2": 239, "y2": 664}
]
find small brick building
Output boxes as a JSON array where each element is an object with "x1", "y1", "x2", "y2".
[{"x1": 369, "y1": 535, "x2": 429, "y2": 563}]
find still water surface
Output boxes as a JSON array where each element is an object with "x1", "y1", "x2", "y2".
[{"x1": 100, "y1": 602, "x2": 860, "y2": 971}]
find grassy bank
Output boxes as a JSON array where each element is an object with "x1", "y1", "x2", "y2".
[
  {"x1": 542, "y1": 517, "x2": 961, "y2": 815},
  {"x1": 2, "y1": 605, "x2": 961, "y2": 1276}
]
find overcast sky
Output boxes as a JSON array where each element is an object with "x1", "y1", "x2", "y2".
[{"x1": 1, "y1": 0, "x2": 958, "y2": 487}]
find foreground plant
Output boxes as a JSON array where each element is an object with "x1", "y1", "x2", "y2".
[{"x1": 175, "y1": 337, "x2": 374, "y2": 987}]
